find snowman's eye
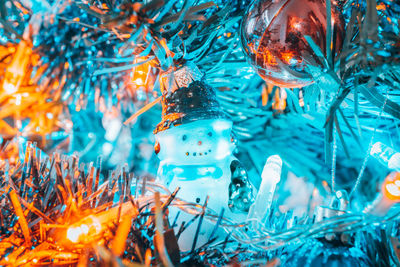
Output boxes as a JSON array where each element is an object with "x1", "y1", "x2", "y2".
[
  {"x1": 182, "y1": 135, "x2": 187, "y2": 141},
  {"x1": 208, "y1": 132, "x2": 212, "y2": 137}
]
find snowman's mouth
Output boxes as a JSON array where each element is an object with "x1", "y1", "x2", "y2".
[{"x1": 185, "y1": 149, "x2": 212, "y2": 157}]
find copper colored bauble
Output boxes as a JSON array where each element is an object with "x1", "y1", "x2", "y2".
[{"x1": 241, "y1": 0, "x2": 345, "y2": 88}]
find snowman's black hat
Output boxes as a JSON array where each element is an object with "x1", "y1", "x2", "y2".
[{"x1": 154, "y1": 63, "x2": 228, "y2": 134}]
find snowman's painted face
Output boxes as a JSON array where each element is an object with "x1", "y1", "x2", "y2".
[{"x1": 155, "y1": 119, "x2": 235, "y2": 165}]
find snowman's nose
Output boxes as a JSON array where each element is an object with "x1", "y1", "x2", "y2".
[{"x1": 198, "y1": 141, "x2": 202, "y2": 146}]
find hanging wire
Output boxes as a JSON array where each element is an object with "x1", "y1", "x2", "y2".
[
  {"x1": 349, "y1": 90, "x2": 389, "y2": 197},
  {"x1": 331, "y1": 126, "x2": 337, "y2": 193}
]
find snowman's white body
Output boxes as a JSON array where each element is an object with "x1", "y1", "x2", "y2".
[{"x1": 155, "y1": 119, "x2": 246, "y2": 251}]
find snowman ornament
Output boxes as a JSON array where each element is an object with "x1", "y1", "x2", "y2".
[{"x1": 154, "y1": 63, "x2": 254, "y2": 250}]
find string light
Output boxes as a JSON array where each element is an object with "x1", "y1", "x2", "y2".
[
  {"x1": 132, "y1": 57, "x2": 152, "y2": 89},
  {"x1": 382, "y1": 172, "x2": 400, "y2": 202},
  {"x1": 247, "y1": 155, "x2": 282, "y2": 226},
  {"x1": 364, "y1": 172, "x2": 400, "y2": 216},
  {"x1": 370, "y1": 142, "x2": 400, "y2": 171},
  {"x1": 66, "y1": 216, "x2": 102, "y2": 243}
]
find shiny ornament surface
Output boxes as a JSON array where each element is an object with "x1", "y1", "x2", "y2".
[{"x1": 241, "y1": 0, "x2": 345, "y2": 88}]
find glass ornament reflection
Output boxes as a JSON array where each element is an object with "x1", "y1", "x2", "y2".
[{"x1": 241, "y1": 0, "x2": 345, "y2": 88}]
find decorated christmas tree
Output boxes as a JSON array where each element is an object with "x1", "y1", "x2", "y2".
[{"x1": 0, "y1": 0, "x2": 399, "y2": 266}]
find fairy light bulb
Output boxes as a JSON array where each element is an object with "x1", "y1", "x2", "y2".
[
  {"x1": 66, "y1": 216, "x2": 102, "y2": 243},
  {"x1": 370, "y1": 142, "x2": 400, "y2": 171},
  {"x1": 67, "y1": 226, "x2": 85, "y2": 243},
  {"x1": 2, "y1": 40, "x2": 32, "y2": 94},
  {"x1": 2, "y1": 11, "x2": 45, "y2": 95},
  {"x1": 132, "y1": 58, "x2": 151, "y2": 89},
  {"x1": 382, "y1": 172, "x2": 400, "y2": 202},
  {"x1": 135, "y1": 78, "x2": 144, "y2": 86},
  {"x1": 247, "y1": 155, "x2": 282, "y2": 225},
  {"x1": 364, "y1": 172, "x2": 400, "y2": 216}
]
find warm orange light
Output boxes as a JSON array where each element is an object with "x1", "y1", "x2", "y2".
[
  {"x1": 0, "y1": 42, "x2": 65, "y2": 153},
  {"x1": 292, "y1": 22, "x2": 301, "y2": 30},
  {"x1": 261, "y1": 50, "x2": 277, "y2": 66},
  {"x1": 272, "y1": 88, "x2": 287, "y2": 111},
  {"x1": 2, "y1": 40, "x2": 32, "y2": 95},
  {"x1": 383, "y1": 172, "x2": 400, "y2": 202},
  {"x1": 67, "y1": 224, "x2": 88, "y2": 243},
  {"x1": 289, "y1": 17, "x2": 302, "y2": 31},
  {"x1": 261, "y1": 85, "x2": 269, "y2": 106},
  {"x1": 132, "y1": 58, "x2": 151, "y2": 88},
  {"x1": 280, "y1": 51, "x2": 296, "y2": 65},
  {"x1": 66, "y1": 216, "x2": 101, "y2": 243},
  {"x1": 135, "y1": 78, "x2": 144, "y2": 86},
  {"x1": 3, "y1": 82, "x2": 17, "y2": 94},
  {"x1": 376, "y1": 3, "x2": 386, "y2": 10}
]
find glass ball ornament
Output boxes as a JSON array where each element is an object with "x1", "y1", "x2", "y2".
[{"x1": 241, "y1": 0, "x2": 345, "y2": 88}]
